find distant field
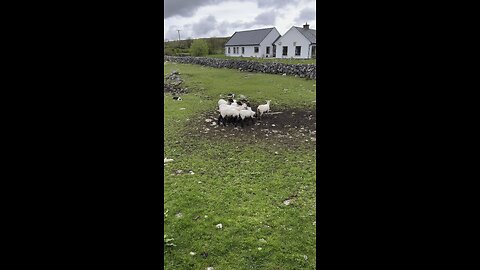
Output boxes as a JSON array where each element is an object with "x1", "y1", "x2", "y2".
[
  {"x1": 164, "y1": 62, "x2": 316, "y2": 269},
  {"x1": 206, "y1": 54, "x2": 316, "y2": 65}
]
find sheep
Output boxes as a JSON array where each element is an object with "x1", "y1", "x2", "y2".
[
  {"x1": 256, "y1": 100, "x2": 271, "y2": 119},
  {"x1": 217, "y1": 102, "x2": 246, "y2": 126},
  {"x1": 218, "y1": 99, "x2": 228, "y2": 106},
  {"x1": 239, "y1": 107, "x2": 256, "y2": 127}
]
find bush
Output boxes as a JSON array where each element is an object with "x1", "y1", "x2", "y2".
[{"x1": 190, "y1": 39, "x2": 209, "y2": 56}]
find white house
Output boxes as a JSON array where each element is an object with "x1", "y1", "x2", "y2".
[
  {"x1": 273, "y1": 23, "x2": 316, "y2": 59},
  {"x1": 224, "y1": 27, "x2": 281, "y2": 58}
]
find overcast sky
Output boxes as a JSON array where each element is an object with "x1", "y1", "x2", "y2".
[{"x1": 164, "y1": 0, "x2": 316, "y2": 41}]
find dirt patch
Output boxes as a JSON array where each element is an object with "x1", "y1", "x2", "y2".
[{"x1": 187, "y1": 108, "x2": 316, "y2": 146}]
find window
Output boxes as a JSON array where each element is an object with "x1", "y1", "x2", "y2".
[
  {"x1": 295, "y1": 46, "x2": 301, "y2": 56},
  {"x1": 266, "y1": 47, "x2": 270, "y2": 54},
  {"x1": 242, "y1": 47, "x2": 245, "y2": 54},
  {"x1": 282, "y1": 46, "x2": 288, "y2": 56},
  {"x1": 311, "y1": 46, "x2": 316, "y2": 58},
  {"x1": 233, "y1": 47, "x2": 236, "y2": 54},
  {"x1": 237, "y1": 47, "x2": 239, "y2": 54},
  {"x1": 254, "y1": 47, "x2": 259, "y2": 53},
  {"x1": 228, "y1": 47, "x2": 230, "y2": 54}
]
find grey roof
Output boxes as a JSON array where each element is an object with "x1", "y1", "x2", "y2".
[
  {"x1": 294, "y1": 26, "x2": 316, "y2": 44},
  {"x1": 225, "y1": 28, "x2": 275, "y2": 46}
]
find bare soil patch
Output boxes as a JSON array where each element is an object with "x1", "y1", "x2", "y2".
[{"x1": 187, "y1": 108, "x2": 316, "y2": 146}]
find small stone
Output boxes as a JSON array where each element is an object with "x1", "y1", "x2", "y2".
[
  {"x1": 259, "y1": 238, "x2": 267, "y2": 243},
  {"x1": 274, "y1": 152, "x2": 279, "y2": 155},
  {"x1": 175, "y1": 212, "x2": 183, "y2": 218},
  {"x1": 207, "y1": 267, "x2": 214, "y2": 270},
  {"x1": 179, "y1": 108, "x2": 186, "y2": 110},
  {"x1": 216, "y1": 223, "x2": 223, "y2": 229},
  {"x1": 304, "y1": 255, "x2": 308, "y2": 260},
  {"x1": 205, "y1": 119, "x2": 212, "y2": 122},
  {"x1": 257, "y1": 247, "x2": 262, "y2": 250},
  {"x1": 283, "y1": 199, "x2": 291, "y2": 205},
  {"x1": 189, "y1": 252, "x2": 196, "y2": 256},
  {"x1": 271, "y1": 124, "x2": 276, "y2": 127},
  {"x1": 176, "y1": 170, "x2": 183, "y2": 174}
]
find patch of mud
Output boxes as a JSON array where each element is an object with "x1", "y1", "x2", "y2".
[{"x1": 187, "y1": 108, "x2": 316, "y2": 146}]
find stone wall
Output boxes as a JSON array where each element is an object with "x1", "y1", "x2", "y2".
[{"x1": 164, "y1": 56, "x2": 316, "y2": 80}]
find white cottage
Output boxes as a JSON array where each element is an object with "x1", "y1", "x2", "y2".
[
  {"x1": 274, "y1": 23, "x2": 316, "y2": 59},
  {"x1": 225, "y1": 27, "x2": 281, "y2": 58}
]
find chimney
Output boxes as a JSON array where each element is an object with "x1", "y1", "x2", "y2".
[{"x1": 303, "y1": 22, "x2": 309, "y2": 29}]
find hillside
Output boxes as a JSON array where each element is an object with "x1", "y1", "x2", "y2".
[{"x1": 164, "y1": 37, "x2": 230, "y2": 56}]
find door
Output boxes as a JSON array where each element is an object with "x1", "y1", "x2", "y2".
[
  {"x1": 311, "y1": 45, "x2": 316, "y2": 58},
  {"x1": 272, "y1": 45, "x2": 276, "y2": 57}
]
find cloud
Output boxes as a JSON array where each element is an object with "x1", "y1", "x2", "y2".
[
  {"x1": 295, "y1": 7, "x2": 316, "y2": 22},
  {"x1": 191, "y1": 15, "x2": 218, "y2": 36},
  {"x1": 254, "y1": 10, "x2": 276, "y2": 25},
  {"x1": 256, "y1": 0, "x2": 301, "y2": 8},
  {"x1": 164, "y1": 0, "x2": 222, "y2": 18},
  {"x1": 164, "y1": 0, "x2": 254, "y2": 19}
]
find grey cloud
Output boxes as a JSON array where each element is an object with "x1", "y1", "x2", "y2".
[
  {"x1": 191, "y1": 15, "x2": 218, "y2": 36},
  {"x1": 295, "y1": 7, "x2": 316, "y2": 22},
  {"x1": 257, "y1": 0, "x2": 301, "y2": 8},
  {"x1": 165, "y1": 0, "x2": 221, "y2": 18},
  {"x1": 254, "y1": 10, "x2": 276, "y2": 25},
  {"x1": 164, "y1": 0, "x2": 252, "y2": 19}
]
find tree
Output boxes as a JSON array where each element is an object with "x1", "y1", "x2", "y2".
[{"x1": 190, "y1": 39, "x2": 209, "y2": 56}]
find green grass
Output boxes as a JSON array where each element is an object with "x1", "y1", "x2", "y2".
[
  {"x1": 206, "y1": 54, "x2": 316, "y2": 65},
  {"x1": 164, "y1": 63, "x2": 316, "y2": 269}
]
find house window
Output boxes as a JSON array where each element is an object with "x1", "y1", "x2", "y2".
[
  {"x1": 242, "y1": 47, "x2": 245, "y2": 54},
  {"x1": 237, "y1": 47, "x2": 239, "y2": 54},
  {"x1": 266, "y1": 47, "x2": 270, "y2": 54},
  {"x1": 254, "y1": 47, "x2": 259, "y2": 53},
  {"x1": 233, "y1": 47, "x2": 236, "y2": 54},
  {"x1": 295, "y1": 46, "x2": 301, "y2": 56},
  {"x1": 228, "y1": 47, "x2": 230, "y2": 54},
  {"x1": 282, "y1": 46, "x2": 288, "y2": 56}
]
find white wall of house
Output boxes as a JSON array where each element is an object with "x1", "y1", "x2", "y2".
[
  {"x1": 224, "y1": 28, "x2": 281, "y2": 58},
  {"x1": 225, "y1": 45, "x2": 260, "y2": 57},
  {"x1": 259, "y1": 28, "x2": 281, "y2": 58},
  {"x1": 274, "y1": 27, "x2": 313, "y2": 59}
]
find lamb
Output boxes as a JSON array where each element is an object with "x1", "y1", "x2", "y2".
[{"x1": 256, "y1": 100, "x2": 271, "y2": 119}]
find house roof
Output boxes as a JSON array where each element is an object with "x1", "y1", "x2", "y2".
[
  {"x1": 294, "y1": 26, "x2": 316, "y2": 44},
  {"x1": 225, "y1": 27, "x2": 275, "y2": 46}
]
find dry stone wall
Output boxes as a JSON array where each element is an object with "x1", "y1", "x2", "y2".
[{"x1": 164, "y1": 56, "x2": 316, "y2": 80}]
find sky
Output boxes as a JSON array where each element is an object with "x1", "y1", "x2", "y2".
[{"x1": 164, "y1": 0, "x2": 316, "y2": 41}]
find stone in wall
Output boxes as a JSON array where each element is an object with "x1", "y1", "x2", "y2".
[{"x1": 163, "y1": 56, "x2": 316, "y2": 80}]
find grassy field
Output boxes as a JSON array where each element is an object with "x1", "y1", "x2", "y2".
[
  {"x1": 164, "y1": 62, "x2": 316, "y2": 269},
  {"x1": 206, "y1": 54, "x2": 316, "y2": 65}
]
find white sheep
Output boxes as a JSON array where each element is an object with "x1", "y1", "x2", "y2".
[
  {"x1": 239, "y1": 108, "x2": 256, "y2": 127},
  {"x1": 218, "y1": 99, "x2": 228, "y2": 106},
  {"x1": 217, "y1": 103, "x2": 246, "y2": 126},
  {"x1": 256, "y1": 100, "x2": 271, "y2": 119}
]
